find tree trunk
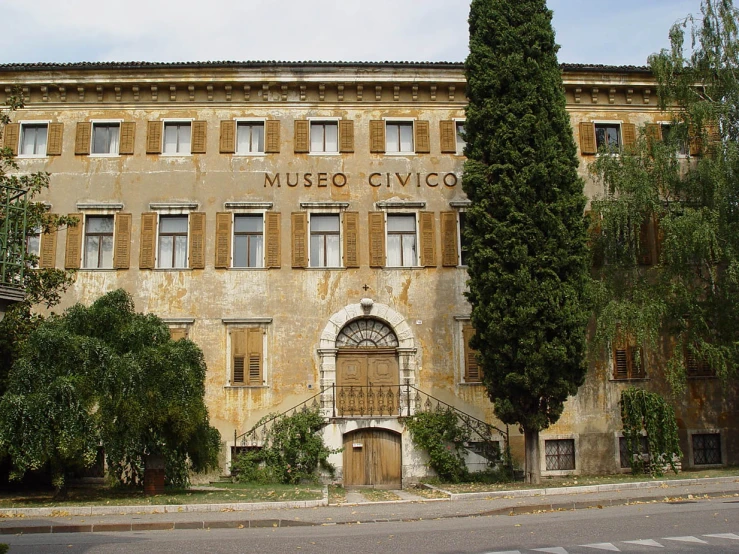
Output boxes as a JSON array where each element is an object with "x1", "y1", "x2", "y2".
[{"x1": 524, "y1": 429, "x2": 541, "y2": 484}]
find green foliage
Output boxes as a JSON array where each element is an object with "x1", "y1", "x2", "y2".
[
  {"x1": 232, "y1": 408, "x2": 336, "y2": 485},
  {"x1": 0, "y1": 543, "x2": 7, "y2": 554},
  {"x1": 406, "y1": 409, "x2": 471, "y2": 483},
  {"x1": 462, "y1": 0, "x2": 590, "y2": 443},
  {"x1": 620, "y1": 388, "x2": 682, "y2": 476},
  {"x1": 0, "y1": 289, "x2": 221, "y2": 491},
  {"x1": 589, "y1": 0, "x2": 739, "y2": 391}
]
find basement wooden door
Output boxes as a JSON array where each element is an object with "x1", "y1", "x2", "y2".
[{"x1": 343, "y1": 428, "x2": 402, "y2": 488}]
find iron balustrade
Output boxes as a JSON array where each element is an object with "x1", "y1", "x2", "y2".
[{"x1": 0, "y1": 184, "x2": 29, "y2": 288}]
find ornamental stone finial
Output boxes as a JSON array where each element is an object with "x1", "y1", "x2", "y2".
[{"x1": 360, "y1": 298, "x2": 374, "y2": 314}]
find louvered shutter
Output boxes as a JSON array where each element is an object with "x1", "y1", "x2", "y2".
[
  {"x1": 191, "y1": 121, "x2": 207, "y2": 154},
  {"x1": 64, "y1": 213, "x2": 83, "y2": 269},
  {"x1": 630, "y1": 346, "x2": 645, "y2": 378},
  {"x1": 39, "y1": 224, "x2": 57, "y2": 269},
  {"x1": 368, "y1": 212, "x2": 386, "y2": 267},
  {"x1": 343, "y1": 211, "x2": 359, "y2": 268},
  {"x1": 188, "y1": 212, "x2": 206, "y2": 269},
  {"x1": 440, "y1": 120, "x2": 457, "y2": 153},
  {"x1": 231, "y1": 329, "x2": 246, "y2": 384},
  {"x1": 463, "y1": 324, "x2": 480, "y2": 382},
  {"x1": 370, "y1": 120, "x2": 385, "y2": 153},
  {"x1": 653, "y1": 216, "x2": 664, "y2": 264},
  {"x1": 119, "y1": 122, "x2": 136, "y2": 155},
  {"x1": 139, "y1": 213, "x2": 158, "y2": 269},
  {"x1": 215, "y1": 212, "x2": 232, "y2": 268},
  {"x1": 579, "y1": 122, "x2": 596, "y2": 154},
  {"x1": 645, "y1": 123, "x2": 662, "y2": 152},
  {"x1": 46, "y1": 123, "x2": 64, "y2": 156},
  {"x1": 689, "y1": 125, "x2": 702, "y2": 156},
  {"x1": 264, "y1": 120, "x2": 280, "y2": 153},
  {"x1": 114, "y1": 213, "x2": 132, "y2": 269},
  {"x1": 3, "y1": 123, "x2": 19, "y2": 155},
  {"x1": 146, "y1": 121, "x2": 163, "y2": 154},
  {"x1": 441, "y1": 211, "x2": 459, "y2": 267},
  {"x1": 170, "y1": 327, "x2": 188, "y2": 341},
  {"x1": 622, "y1": 123, "x2": 637, "y2": 149},
  {"x1": 291, "y1": 212, "x2": 308, "y2": 268},
  {"x1": 75, "y1": 122, "x2": 91, "y2": 155},
  {"x1": 415, "y1": 120, "x2": 430, "y2": 154},
  {"x1": 638, "y1": 218, "x2": 653, "y2": 266},
  {"x1": 339, "y1": 120, "x2": 354, "y2": 153},
  {"x1": 247, "y1": 327, "x2": 263, "y2": 385},
  {"x1": 219, "y1": 120, "x2": 235, "y2": 154},
  {"x1": 613, "y1": 343, "x2": 629, "y2": 379},
  {"x1": 265, "y1": 212, "x2": 281, "y2": 268},
  {"x1": 294, "y1": 120, "x2": 309, "y2": 153},
  {"x1": 419, "y1": 211, "x2": 437, "y2": 267}
]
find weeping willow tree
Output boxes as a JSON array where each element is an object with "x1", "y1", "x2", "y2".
[{"x1": 589, "y1": 0, "x2": 739, "y2": 392}]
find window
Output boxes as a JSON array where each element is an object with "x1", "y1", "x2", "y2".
[
  {"x1": 458, "y1": 211, "x2": 470, "y2": 266},
  {"x1": 619, "y1": 436, "x2": 649, "y2": 469},
  {"x1": 692, "y1": 433, "x2": 721, "y2": 465},
  {"x1": 684, "y1": 343, "x2": 714, "y2": 377},
  {"x1": 660, "y1": 123, "x2": 690, "y2": 157},
  {"x1": 19, "y1": 123, "x2": 48, "y2": 156},
  {"x1": 158, "y1": 215, "x2": 188, "y2": 269},
  {"x1": 595, "y1": 123, "x2": 621, "y2": 151},
  {"x1": 462, "y1": 323, "x2": 481, "y2": 383},
  {"x1": 386, "y1": 121, "x2": 414, "y2": 153},
  {"x1": 236, "y1": 121, "x2": 264, "y2": 154},
  {"x1": 26, "y1": 227, "x2": 41, "y2": 259},
  {"x1": 233, "y1": 214, "x2": 263, "y2": 268},
  {"x1": 163, "y1": 122, "x2": 192, "y2": 154},
  {"x1": 83, "y1": 216, "x2": 114, "y2": 269},
  {"x1": 455, "y1": 121, "x2": 466, "y2": 154},
  {"x1": 612, "y1": 332, "x2": 645, "y2": 380},
  {"x1": 91, "y1": 122, "x2": 120, "y2": 155},
  {"x1": 310, "y1": 121, "x2": 338, "y2": 153},
  {"x1": 387, "y1": 214, "x2": 417, "y2": 267},
  {"x1": 309, "y1": 214, "x2": 340, "y2": 268},
  {"x1": 229, "y1": 326, "x2": 265, "y2": 386},
  {"x1": 545, "y1": 439, "x2": 575, "y2": 471}
]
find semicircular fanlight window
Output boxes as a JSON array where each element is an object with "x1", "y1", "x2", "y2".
[{"x1": 336, "y1": 319, "x2": 399, "y2": 348}]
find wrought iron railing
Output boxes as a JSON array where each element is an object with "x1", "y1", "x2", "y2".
[
  {"x1": 0, "y1": 184, "x2": 29, "y2": 287},
  {"x1": 333, "y1": 384, "x2": 408, "y2": 417}
]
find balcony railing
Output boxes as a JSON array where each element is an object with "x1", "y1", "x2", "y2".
[{"x1": 0, "y1": 184, "x2": 29, "y2": 288}]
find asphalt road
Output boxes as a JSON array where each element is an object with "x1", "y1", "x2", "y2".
[{"x1": 3, "y1": 497, "x2": 738, "y2": 553}]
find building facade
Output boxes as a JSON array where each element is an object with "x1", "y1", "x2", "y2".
[{"x1": 1, "y1": 61, "x2": 736, "y2": 486}]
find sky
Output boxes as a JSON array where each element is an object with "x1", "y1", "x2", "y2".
[{"x1": 0, "y1": 0, "x2": 702, "y2": 66}]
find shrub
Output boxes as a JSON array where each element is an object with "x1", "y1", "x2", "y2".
[{"x1": 405, "y1": 409, "x2": 470, "y2": 483}]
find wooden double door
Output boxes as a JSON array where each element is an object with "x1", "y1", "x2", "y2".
[
  {"x1": 343, "y1": 428, "x2": 402, "y2": 488},
  {"x1": 336, "y1": 349, "x2": 400, "y2": 417}
]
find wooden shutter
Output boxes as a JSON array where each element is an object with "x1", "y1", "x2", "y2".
[
  {"x1": 191, "y1": 121, "x2": 207, "y2": 154},
  {"x1": 586, "y1": 211, "x2": 605, "y2": 268},
  {"x1": 265, "y1": 212, "x2": 281, "y2": 268},
  {"x1": 169, "y1": 327, "x2": 188, "y2": 341},
  {"x1": 294, "y1": 120, "x2": 309, "y2": 153},
  {"x1": 64, "y1": 213, "x2": 83, "y2": 269},
  {"x1": 370, "y1": 120, "x2": 385, "y2": 153},
  {"x1": 419, "y1": 211, "x2": 437, "y2": 267},
  {"x1": 415, "y1": 120, "x2": 430, "y2": 154},
  {"x1": 231, "y1": 328, "x2": 246, "y2": 384},
  {"x1": 579, "y1": 122, "x2": 596, "y2": 155},
  {"x1": 339, "y1": 120, "x2": 354, "y2": 153},
  {"x1": 219, "y1": 120, "x2": 235, "y2": 154},
  {"x1": 215, "y1": 212, "x2": 232, "y2": 268},
  {"x1": 622, "y1": 123, "x2": 637, "y2": 149},
  {"x1": 3, "y1": 123, "x2": 19, "y2": 155},
  {"x1": 368, "y1": 212, "x2": 386, "y2": 267},
  {"x1": 146, "y1": 121, "x2": 163, "y2": 154},
  {"x1": 653, "y1": 216, "x2": 664, "y2": 264},
  {"x1": 188, "y1": 212, "x2": 206, "y2": 269},
  {"x1": 689, "y1": 125, "x2": 702, "y2": 157},
  {"x1": 247, "y1": 327, "x2": 263, "y2": 385},
  {"x1": 265, "y1": 120, "x2": 280, "y2": 153},
  {"x1": 463, "y1": 324, "x2": 480, "y2": 382},
  {"x1": 613, "y1": 342, "x2": 629, "y2": 380},
  {"x1": 630, "y1": 347, "x2": 645, "y2": 378},
  {"x1": 114, "y1": 213, "x2": 132, "y2": 269},
  {"x1": 441, "y1": 211, "x2": 459, "y2": 267},
  {"x1": 46, "y1": 123, "x2": 64, "y2": 156},
  {"x1": 645, "y1": 123, "x2": 662, "y2": 145},
  {"x1": 706, "y1": 123, "x2": 721, "y2": 158},
  {"x1": 119, "y1": 122, "x2": 136, "y2": 155},
  {"x1": 39, "y1": 224, "x2": 57, "y2": 269},
  {"x1": 343, "y1": 212, "x2": 360, "y2": 268},
  {"x1": 291, "y1": 212, "x2": 308, "y2": 268},
  {"x1": 75, "y1": 122, "x2": 91, "y2": 155},
  {"x1": 638, "y1": 218, "x2": 653, "y2": 266},
  {"x1": 139, "y1": 212, "x2": 158, "y2": 269},
  {"x1": 440, "y1": 120, "x2": 457, "y2": 153}
]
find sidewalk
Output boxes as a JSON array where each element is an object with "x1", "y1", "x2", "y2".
[{"x1": 0, "y1": 476, "x2": 737, "y2": 536}]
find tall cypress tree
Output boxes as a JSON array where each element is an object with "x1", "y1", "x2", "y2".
[{"x1": 462, "y1": 0, "x2": 590, "y2": 483}]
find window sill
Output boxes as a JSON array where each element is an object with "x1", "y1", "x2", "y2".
[
  {"x1": 17, "y1": 155, "x2": 48, "y2": 159},
  {"x1": 541, "y1": 469, "x2": 580, "y2": 477},
  {"x1": 233, "y1": 153, "x2": 266, "y2": 157},
  {"x1": 78, "y1": 268, "x2": 117, "y2": 272},
  {"x1": 160, "y1": 153, "x2": 192, "y2": 157},
  {"x1": 687, "y1": 375, "x2": 718, "y2": 380},
  {"x1": 227, "y1": 267, "x2": 268, "y2": 271},
  {"x1": 609, "y1": 377, "x2": 649, "y2": 382},
  {"x1": 384, "y1": 266, "x2": 423, "y2": 270},
  {"x1": 305, "y1": 266, "x2": 346, "y2": 271},
  {"x1": 153, "y1": 268, "x2": 192, "y2": 272},
  {"x1": 383, "y1": 152, "x2": 416, "y2": 156},
  {"x1": 459, "y1": 381, "x2": 483, "y2": 386},
  {"x1": 89, "y1": 154, "x2": 120, "y2": 158},
  {"x1": 225, "y1": 384, "x2": 268, "y2": 389}
]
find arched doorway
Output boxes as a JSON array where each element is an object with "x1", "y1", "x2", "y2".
[{"x1": 343, "y1": 427, "x2": 402, "y2": 488}]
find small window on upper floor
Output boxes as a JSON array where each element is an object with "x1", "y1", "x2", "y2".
[
  {"x1": 612, "y1": 330, "x2": 646, "y2": 380},
  {"x1": 163, "y1": 122, "x2": 192, "y2": 155},
  {"x1": 158, "y1": 215, "x2": 189, "y2": 269},
  {"x1": 458, "y1": 211, "x2": 470, "y2": 267},
  {"x1": 456, "y1": 121, "x2": 466, "y2": 154},
  {"x1": 386, "y1": 121, "x2": 414, "y2": 153},
  {"x1": 83, "y1": 215, "x2": 114, "y2": 269},
  {"x1": 309, "y1": 214, "x2": 341, "y2": 268},
  {"x1": 310, "y1": 121, "x2": 338, "y2": 154},
  {"x1": 233, "y1": 214, "x2": 264, "y2": 268},
  {"x1": 19, "y1": 123, "x2": 48, "y2": 157},
  {"x1": 595, "y1": 123, "x2": 621, "y2": 151},
  {"x1": 236, "y1": 121, "x2": 265, "y2": 155},
  {"x1": 386, "y1": 213, "x2": 417, "y2": 267},
  {"x1": 26, "y1": 226, "x2": 41, "y2": 267},
  {"x1": 660, "y1": 123, "x2": 690, "y2": 157},
  {"x1": 91, "y1": 122, "x2": 120, "y2": 155}
]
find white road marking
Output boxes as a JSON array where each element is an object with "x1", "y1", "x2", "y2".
[
  {"x1": 622, "y1": 539, "x2": 664, "y2": 548},
  {"x1": 704, "y1": 533, "x2": 739, "y2": 541},
  {"x1": 580, "y1": 543, "x2": 621, "y2": 551},
  {"x1": 663, "y1": 536, "x2": 708, "y2": 544},
  {"x1": 533, "y1": 548, "x2": 569, "y2": 554}
]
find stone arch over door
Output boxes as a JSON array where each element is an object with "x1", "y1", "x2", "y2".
[{"x1": 318, "y1": 299, "x2": 417, "y2": 415}]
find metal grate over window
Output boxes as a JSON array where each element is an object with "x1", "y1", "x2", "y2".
[
  {"x1": 336, "y1": 318, "x2": 399, "y2": 348},
  {"x1": 545, "y1": 439, "x2": 575, "y2": 471},
  {"x1": 693, "y1": 433, "x2": 721, "y2": 465},
  {"x1": 619, "y1": 436, "x2": 650, "y2": 469}
]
